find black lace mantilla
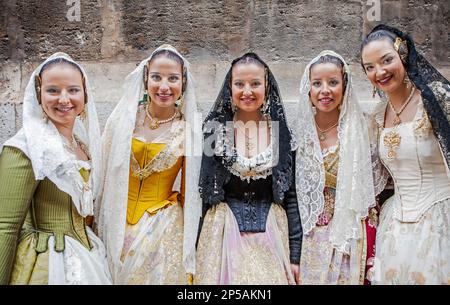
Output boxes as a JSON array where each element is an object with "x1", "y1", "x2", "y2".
[
  {"x1": 199, "y1": 52, "x2": 296, "y2": 208},
  {"x1": 370, "y1": 24, "x2": 450, "y2": 170}
]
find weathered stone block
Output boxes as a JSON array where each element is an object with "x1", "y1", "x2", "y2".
[
  {"x1": 0, "y1": 102, "x2": 16, "y2": 147},
  {"x1": 12, "y1": 0, "x2": 103, "y2": 61}
]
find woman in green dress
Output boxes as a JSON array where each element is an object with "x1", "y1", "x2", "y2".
[{"x1": 0, "y1": 52, "x2": 112, "y2": 284}]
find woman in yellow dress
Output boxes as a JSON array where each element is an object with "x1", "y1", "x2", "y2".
[
  {"x1": 97, "y1": 45, "x2": 202, "y2": 284},
  {"x1": 0, "y1": 52, "x2": 112, "y2": 284}
]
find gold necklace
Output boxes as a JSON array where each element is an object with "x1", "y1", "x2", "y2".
[
  {"x1": 383, "y1": 87, "x2": 416, "y2": 159},
  {"x1": 234, "y1": 115, "x2": 266, "y2": 153},
  {"x1": 61, "y1": 134, "x2": 91, "y2": 159},
  {"x1": 145, "y1": 103, "x2": 180, "y2": 130},
  {"x1": 315, "y1": 120, "x2": 339, "y2": 141},
  {"x1": 61, "y1": 134, "x2": 78, "y2": 152},
  {"x1": 235, "y1": 127, "x2": 256, "y2": 151},
  {"x1": 387, "y1": 86, "x2": 415, "y2": 126}
]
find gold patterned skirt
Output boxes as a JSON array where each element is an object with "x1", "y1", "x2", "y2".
[
  {"x1": 372, "y1": 198, "x2": 450, "y2": 285},
  {"x1": 299, "y1": 221, "x2": 366, "y2": 285},
  {"x1": 117, "y1": 202, "x2": 187, "y2": 284},
  {"x1": 195, "y1": 202, "x2": 294, "y2": 285}
]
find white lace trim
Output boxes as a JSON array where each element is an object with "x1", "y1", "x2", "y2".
[
  {"x1": 229, "y1": 147, "x2": 274, "y2": 182},
  {"x1": 216, "y1": 118, "x2": 276, "y2": 182}
]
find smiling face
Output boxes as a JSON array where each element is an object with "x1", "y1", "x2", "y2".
[
  {"x1": 361, "y1": 38, "x2": 407, "y2": 94},
  {"x1": 309, "y1": 62, "x2": 344, "y2": 114},
  {"x1": 147, "y1": 55, "x2": 183, "y2": 110},
  {"x1": 40, "y1": 63, "x2": 85, "y2": 130},
  {"x1": 231, "y1": 62, "x2": 266, "y2": 114}
]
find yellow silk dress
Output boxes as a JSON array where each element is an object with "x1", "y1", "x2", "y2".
[{"x1": 116, "y1": 137, "x2": 187, "y2": 284}]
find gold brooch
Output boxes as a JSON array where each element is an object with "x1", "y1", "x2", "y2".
[{"x1": 383, "y1": 130, "x2": 401, "y2": 159}]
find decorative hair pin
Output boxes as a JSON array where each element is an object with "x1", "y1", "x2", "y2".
[
  {"x1": 394, "y1": 37, "x2": 403, "y2": 52},
  {"x1": 394, "y1": 37, "x2": 408, "y2": 64}
]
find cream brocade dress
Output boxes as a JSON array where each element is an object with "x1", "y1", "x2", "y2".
[
  {"x1": 116, "y1": 125, "x2": 187, "y2": 285},
  {"x1": 299, "y1": 144, "x2": 369, "y2": 284},
  {"x1": 373, "y1": 98, "x2": 450, "y2": 285}
]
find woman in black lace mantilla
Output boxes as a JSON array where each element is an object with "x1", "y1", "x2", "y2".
[{"x1": 195, "y1": 53, "x2": 302, "y2": 284}]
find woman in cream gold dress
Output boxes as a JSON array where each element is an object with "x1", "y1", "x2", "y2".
[{"x1": 361, "y1": 24, "x2": 449, "y2": 285}]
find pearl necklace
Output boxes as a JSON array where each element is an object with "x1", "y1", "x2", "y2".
[
  {"x1": 383, "y1": 86, "x2": 416, "y2": 159},
  {"x1": 145, "y1": 103, "x2": 180, "y2": 130},
  {"x1": 387, "y1": 86, "x2": 415, "y2": 126}
]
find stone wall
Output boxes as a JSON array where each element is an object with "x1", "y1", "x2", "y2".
[{"x1": 1, "y1": 0, "x2": 449, "y2": 145}]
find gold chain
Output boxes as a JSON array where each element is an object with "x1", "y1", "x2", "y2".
[{"x1": 315, "y1": 120, "x2": 339, "y2": 141}]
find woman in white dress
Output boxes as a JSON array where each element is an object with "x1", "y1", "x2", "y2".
[{"x1": 361, "y1": 24, "x2": 450, "y2": 285}]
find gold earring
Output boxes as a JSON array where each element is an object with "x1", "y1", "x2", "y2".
[
  {"x1": 372, "y1": 86, "x2": 377, "y2": 98},
  {"x1": 403, "y1": 73, "x2": 411, "y2": 88},
  {"x1": 176, "y1": 94, "x2": 185, "y2": 109},
  {"x1": 79, "y1": 109, "x2": 87, "y2": 120},
  {"x1": 42, "y1": 110, "x2": 48, "y2": 123},
  {"x1": 231, "y1": 100, "x2": 236, "y2": 113}
]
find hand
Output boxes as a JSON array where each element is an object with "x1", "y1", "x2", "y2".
[{"x1": 290, "y1": 264, "x2": 301, "y2": 285}]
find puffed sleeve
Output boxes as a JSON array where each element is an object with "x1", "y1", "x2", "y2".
[{"x1": 0, "y1": 146, "x2": 38, "y2": 284}]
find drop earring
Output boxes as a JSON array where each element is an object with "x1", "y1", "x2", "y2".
[{"x1": 372, "y1": 86, "x2": 377, "y2": 98}]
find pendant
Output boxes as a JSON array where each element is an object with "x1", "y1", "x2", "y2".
[
  {"x1": 319, "y1": 132, "x2": 326, "y2": 141},
  {"x1": 393, "y1": 116, "x2": 401, "y2": 126},
  {"x1": 383, "y1": 130, "x2": 401, "y2": 159},
  {"x1": 246, "y1": 141, "x2": 255, "y2": 151},
  {"x1": 149, "y1": 120, "x2": 159, "y2": 130}
]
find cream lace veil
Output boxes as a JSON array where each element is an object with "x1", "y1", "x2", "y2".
[
  {"x1": 97, "y1": 44, "x2": 202, "y2": 278},
  {"x1": 4, "y1": 52, "x2": 102, "y2": 218},
  {"x1": 294, "y1": 50, "x2": 376, "y2": 255}
]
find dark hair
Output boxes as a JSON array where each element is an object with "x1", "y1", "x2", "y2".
[
  {"x1": 361, "y1": 29, "x2": 397, "y2": 52},
  {"x1": 360, "y1": 29, "x2": 408, "y2": 72},
  {"x1": 143, "y1": 49, "x2": 186, "y2": 92},
  {"x1": 40, "y1": 57, "x2": 83, "y2": 77},
  {"x1": 232, "y1": 54, "x2": 265, "y2": 69},
  {"x1": 149, "y1": 49, "x2": 184, "y2": 68},
  {"x1": 310, "y1": 54, "x2": 348, "y2": 89},
  {"x1": 229, "y1": 52, "x2": 268, "y2": 100}
]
